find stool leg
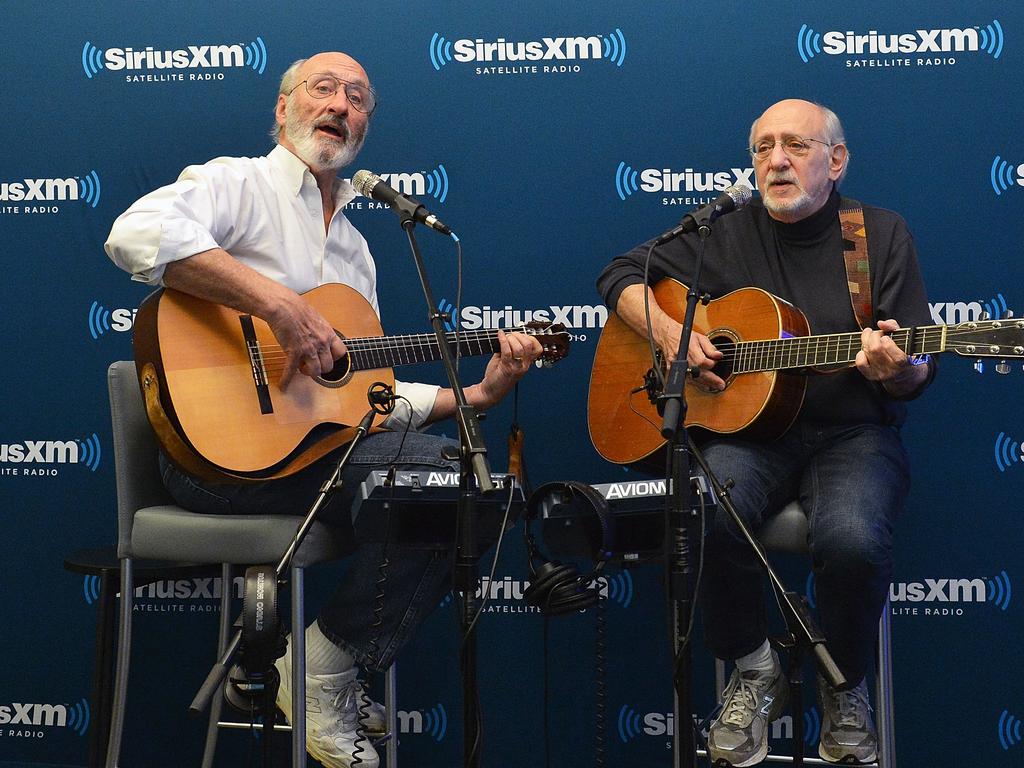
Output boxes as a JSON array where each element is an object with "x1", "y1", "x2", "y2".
[
  {"x1": 875, "y1": 601, "x2": 896, "y2": 767},
  {"x1": 200, "y1": 564, "x2": 233, "y2": 768},
  {"x1": 89, "y1": 569, "x2": 116, "y2": 768},
  {"x1": 104, "y1": 558, "x2": 134, "y2": 768},
  {"x1": 385, "y1": 663, "x2": 398, "y2": 768},
  {"x1": 291, "y1": 566, "x2": 307, "y2": 768}
]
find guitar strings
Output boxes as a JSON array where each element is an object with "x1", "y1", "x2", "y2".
[
  {"x1": 612, "y1": 323, "x2": 1019, "y2": 378},
  {"x1": 249, "y1": 326, "x2": 562, "y2": 365}
]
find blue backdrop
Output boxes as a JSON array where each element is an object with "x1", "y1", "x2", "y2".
[{"x1": 2, "y1": 2, "x2": 1023, "y2": 766}]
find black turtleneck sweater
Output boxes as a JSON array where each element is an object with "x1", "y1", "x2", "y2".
[{"x1": 596, "y1": 190, "x2": 936, "y2": 428}]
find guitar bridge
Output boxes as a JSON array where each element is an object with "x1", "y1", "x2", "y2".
[{"x1": 240, "y1": 315, "x2": 274, "y2": 415}]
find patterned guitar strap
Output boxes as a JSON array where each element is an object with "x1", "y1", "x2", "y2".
[{"x1": 839, "y1": 202, "x2": 872, "y2": 331}]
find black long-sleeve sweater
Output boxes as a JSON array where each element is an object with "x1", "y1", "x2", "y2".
[{"x1": 596, "y1": 191, "x2": 936, "y2": 428}]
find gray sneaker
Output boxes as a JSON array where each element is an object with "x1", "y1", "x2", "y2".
[
  {"x1": 708, "y1": 665, "x2": 788, "y2": 767},
  {"x1": 817, "y1": 676, "x2": 877, "y2": 764}
]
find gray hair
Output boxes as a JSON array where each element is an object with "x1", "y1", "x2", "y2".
[
  {"x1": 270, "y1": 58, "x2": 307, "y2": 142},
  {"x1": 749, "y1": 101, "x2": 850, "y2": 186}
]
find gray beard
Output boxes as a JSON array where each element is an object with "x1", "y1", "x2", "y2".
[{"x1": 284, "y1": 106, "x2": 364, "y2": 172}]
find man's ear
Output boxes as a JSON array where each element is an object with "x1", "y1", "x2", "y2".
[{"x1": 829, "y1": 143, "x2": 848, "y2": 181}]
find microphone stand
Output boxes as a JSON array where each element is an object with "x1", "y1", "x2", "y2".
[
  {"x1": 188, "y1": 406, "x2": 379, "y2": 768},
  {"x1": 399, "y1": 214, "x2": 491, "y2": 768},
  {"x1": 657, "y1": 218, "x2": 711, "y2": 768}
]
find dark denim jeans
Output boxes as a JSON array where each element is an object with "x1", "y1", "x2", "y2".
[
  {"x1": 160, "y1": 430, "x2": 460, "y2": 671},
  {"x1": 698, "y1": 419, "x2": 909, "y2": 686}
]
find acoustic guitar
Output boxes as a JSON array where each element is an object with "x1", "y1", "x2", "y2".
[
  {"x1": 588, "y1": 278, "x2": 1024, "y2": 464},
  {"x1": 133, "y1": 284, "x2": 569, "y2": 481}
]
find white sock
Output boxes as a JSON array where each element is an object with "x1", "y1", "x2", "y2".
[
  {"x1": 735, "y1": 639, "x2": 778, "y2": 676},
  {"x1": 304, "y1": 621, "x2": 356, "y2": 675}
]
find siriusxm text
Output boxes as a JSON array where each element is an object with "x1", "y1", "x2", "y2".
[
  {"x1": 0, "y1": 704, "x2": 66, "y2": 728},
  {"x1": 640, "y1": 168, "x2": 756, "y2": 193},
  {"x1": 889, "y1": 578, "x2": 985, "y2": 602},
  {"x1": 823, "y1": 28, "x2": 991, "y2": 55},
  {"x1": 102, "y1": 45, "x2": 244, "y2": 70},
  {"x1": 0, "y1": 442, "x2": 78, "y2": 464},
  {"x1": 457, "y1": 304, "x2": 607, "y2": 330},
  {"x1": 453, "y1": 37, "x2": 603, "y2": 62},
  {"x1": 0, "y1": 179, "x2": 78, "y2": 202}
]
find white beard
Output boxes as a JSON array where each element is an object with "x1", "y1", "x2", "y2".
[{"x1": 284, "y1": 100, "x2": 364, "y2": 171}]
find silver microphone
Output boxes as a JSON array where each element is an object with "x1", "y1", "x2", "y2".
[
  {"x1": 352, "y1": 169, "x2": 452, "y2": 235},
  {"x1": 653, "y1": 184, "x2": 753, "y2": 245}
]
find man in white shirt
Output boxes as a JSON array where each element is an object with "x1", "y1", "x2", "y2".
[{"x1": 106, "y1": 51, "x2": 541, "y2": 768}]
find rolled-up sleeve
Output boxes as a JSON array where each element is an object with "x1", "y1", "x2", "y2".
[
  {"x1": 104, "y1": 160, "x2": 246, "y2": 285},
  {"x1": 384, "y1": 380, "x2": 441, "y2": 431}
]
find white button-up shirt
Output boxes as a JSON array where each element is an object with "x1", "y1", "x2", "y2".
[{"x1": 105, "y1": 144, "x2": 439, "y2": 428}]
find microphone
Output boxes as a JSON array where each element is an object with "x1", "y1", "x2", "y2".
[
  {"x1": 653, "y1": 185, "x2": 752, "y2": 246},
  {"x1": 352, "y1": 169, "x2": 453, "y2": 235}
]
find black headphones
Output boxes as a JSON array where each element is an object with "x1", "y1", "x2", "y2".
[
  {"x1": 225, "y1": 565, "x2": 286, "y2": 712},
  {"x1": 523, "y1": 481, "x2": 616, "y2": 616}
]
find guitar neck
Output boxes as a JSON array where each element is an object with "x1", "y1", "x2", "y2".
[
  {"x1": 344, "y1": 330, "x2": 504, "y2": 371},
  {"x1": 735, "y1": 325, "x2": 948, "y2": 372}
]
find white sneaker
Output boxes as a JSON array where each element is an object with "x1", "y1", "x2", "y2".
[{"x1": 275, "y1": 644, "x2": 383, "y2": 768}]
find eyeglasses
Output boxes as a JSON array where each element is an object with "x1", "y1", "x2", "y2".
[
  {"x1": 749, "y1": 136, "x2": 832, "y2": 161},
  {"x1": 289, "y1": 74, "x2": 377, "y2": 115}
]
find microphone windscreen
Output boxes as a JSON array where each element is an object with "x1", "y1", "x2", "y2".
[
  {"x1": 351, "y1": 169, "x2": 379, "y2": 198},
  {"x1": 725, "y1": 184, "x2": 753, "y2": 209}
]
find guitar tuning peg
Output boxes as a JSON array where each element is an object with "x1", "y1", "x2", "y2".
[
  {"x1": 996, "y1": 360, "x2": 1011, "y2": 375},
  {"x1": 974, "y1": 359, "x2": 985, "y2": 374}
]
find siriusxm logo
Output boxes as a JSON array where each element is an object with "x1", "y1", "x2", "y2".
[
  {"x1": 995, "y1": 433, "x2": 1023, "y2": 473},
  {"x1": 0, "y1": 434, "x2": 101, "y2": 473},
  {"x1": 617, "y1": 705, "x2": 818, "y2": 744},
  {"x1": 429, "y1": 28, "x2": 626, "y2": 71},
  {"x1": 439, "y1": 571, "x2": 635, "y2": 609},
  {"x1": 399, "y1": 704, "x2": 447, "y2": 741},
  {"x1": 991, "y1": 155, "x2": 1024, "y2": 195},
  {"x1": 928, "y1": 293, "x2": 1011, "y2": 324},
  {"x1": 436, "y1": 298, "x2": 607, "y2": 336},
  {"x1": 615, "y1": 162, "x2": 756, "y2": 202},
  {"x1": 131, "y1": 576, "x2": 244, "y2": 600},
  {"x1": 797, "y1": 20, "x2": 1005, "y2": 62},
  {"x1": 347, "y1": 165, "x2": 449, "y2": 203},
  {"x1": 0, "y1": 171, "x2": 101, "y2": 210},
  {"x1": 82, "y1": 37, "x2": 267, "y2": 78},
  {"x1": 87, "y1": 302, "x2": 136, "y2": 340},
  {"x1": 808, "y1": 570, "x2": 1012, "y2": 614},
  {"x1": 999, "y1": 710, "x2": 1023, "y2": 750},
  {"x1": 0, "y1": 699, "x2": 89, "y2": 736}
]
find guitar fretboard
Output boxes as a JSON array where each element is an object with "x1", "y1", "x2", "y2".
[
  {"x1": 343, "y1": 329, "x2": 516, "y2": 371},
  {"x1": 732, "y1": 325, "x2": 948, "y2": 373}
]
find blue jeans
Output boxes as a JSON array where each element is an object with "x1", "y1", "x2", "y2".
[
  {"x1": 698, "y1": 419, "x2": 909, "y2": 686},
  {"x1": 160, "y1": 430, "x2": 460, "y2": 671}
]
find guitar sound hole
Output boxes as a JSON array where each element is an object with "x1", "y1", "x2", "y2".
[
  {"x1": 320, "y1": 355, "x2": 351, "y2": 383},
  {"x1": 317, "y1": 331, "x2": 351, "y2": 385},
  {"x1": 709, "y1": 335, "x2": 735, "y2": 381}
]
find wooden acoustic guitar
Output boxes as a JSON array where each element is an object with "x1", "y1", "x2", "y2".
[
  {"x1": 588, "y1": 278, "x2": 1024, "y2": 464},
  {"x1": 133, "y1": 284, "x2": 570, "y2": 481}
]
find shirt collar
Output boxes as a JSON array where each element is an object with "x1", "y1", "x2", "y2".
[{"x1": 269, "y1": 144, "x2": 357, "y2": 208}]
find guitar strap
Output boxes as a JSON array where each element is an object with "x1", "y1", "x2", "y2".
[{"x1": 839, "y1": 203, "x2": 872, "y2": 329}]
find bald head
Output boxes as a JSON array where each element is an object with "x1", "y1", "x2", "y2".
[{"x1": 750, "y1": 100, "x2": 844, "y2": 149}]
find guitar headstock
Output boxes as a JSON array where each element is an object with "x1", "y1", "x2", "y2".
[
  {"x1": 518, "y1": 321, "x2": 571, "y2": 367},
  {"x1": 949, "y1": 318, "x2": 1024, "y2": 373}
]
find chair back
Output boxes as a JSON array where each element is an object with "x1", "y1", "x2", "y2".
[{"x1": 107, "y1": 361, "x2": 176, "y2": 558}]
